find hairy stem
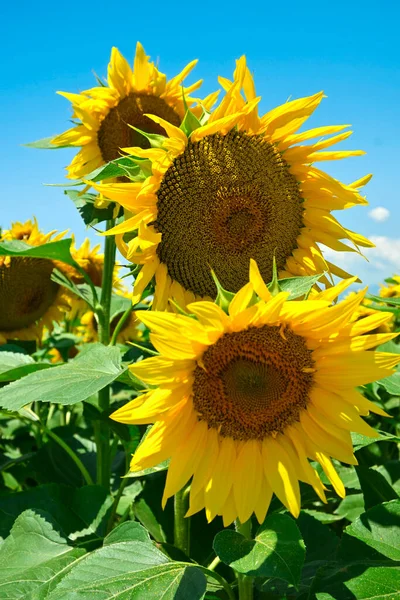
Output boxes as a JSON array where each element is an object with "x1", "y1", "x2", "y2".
[
  {"x1": 174, "y1": 486, "x2": 191, "y2": 556},
  {"x1": 96, "y1": 219, "x2": 116, "y2": 489}
]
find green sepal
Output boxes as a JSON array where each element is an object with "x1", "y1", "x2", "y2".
[
  {"x1": 128, "y1": 125, "x2": 167, "y2": 149},
  {"x1": 267, "y1": 255, "x2": 282, "y2": 296},
  {"x1": 211, "y1": 270, "x2": 235, "y2": 313},
  {"x1": 180, "y1": 108, "x2": 202, "y2": 137},
  {"x1": 23, "y1": 136, "x2": 69, "y2": 150}
]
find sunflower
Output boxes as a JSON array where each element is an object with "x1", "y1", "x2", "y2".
[
  {"x1": 0, "y1": 219, "x2": 72, "y2": 343},
  {"x1": 78, "y1": 293, "x2": 143, "y2": 344},
  {"x1": 51, "y1": 43, "x2": 218, "y2": 181},
  {"x1": 111, "y1": 262, "x2": 398, "y2": 525},
  {"x1": 91, "y1": 57, "x2": 373, "y2": 310},
  {"x1": 380, "y1": 276, "x2": 400, "y2": 299}
]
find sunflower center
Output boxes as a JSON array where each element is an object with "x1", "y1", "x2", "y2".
[
  {"x1": 192, "y1": 325, "x2": 314, "y2": 441},
  {"x1": 0, "y1": 258, "x2": 59, "y2": 331},
  {"x1": 154, "y1": 131, "x2": 304, "y2": 297},
  {"x1": 97, "y1": 93, "x2": 181, "y2": 163}
]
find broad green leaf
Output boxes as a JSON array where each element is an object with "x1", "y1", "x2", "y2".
[
  {"x1": 103, "y1": 522, "x2": 150, "y2": 545},
  {"x1": 378, "y1": 371, "x2": 400, "y2": 395},
  {"x1": 346, "y1": 500, "x2": 400, "y2": 561},
  {"x1": 213, "y1": 513, "x2": 305, "y2": 586},
  {"x1": 356, "y1": 466, "x2": 398, "y2": 510},
  {"x1": 375, "y1": 462, "x2": 400, "y2": 495},
  {"x1": 258, "y1": 511, "x2": 339, "y2": 599},
  {"x1": 0, "y1": 344, "x2": 126, "y2": 410},
  {"x1": 46, "y1": 537, "x2": 204, "y2": 599},
  {"x1": 351, "y1": 431, "x2": 400, "y2": 450},
  {"x1": 301, "y1": 509, "x2": 343, "y2": 524},
  {"x1": 314, "y1": 565, "x2": 400, "y2": 600},
  {"x1": 0, "y1": 509, "x2": 86, "y2": 598},
  {"x1": 110, "y1": 294, "x2": 132, "y2": 320},
  {"x1": 335, "y1": 494, "x2": 365, "y2": 522},
  {"x1": 0, "y1": 362, "x2": 53, "y2": 383},
  {"x1": 277, "y1": 274, "x2": 323, "y2": 299},
  {"x1": 0, "y1": 239, "x2": 78, "y2": 268},
  {"x1": 68, "y1": 486, "x2": 113, "y2": 541},
  {"x1": 50, "y1": 564, "x2": 206, "y2": 600},
  {"x1": 0, "y1": 351, "x2": 34, "y2": 374}
]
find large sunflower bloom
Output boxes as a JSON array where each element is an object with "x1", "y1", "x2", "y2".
[
  {"x1": 92, "y1": 57, "x2": 373, "y2": 310},
  {"x1": 0, "y1": 220, "x2": 72, "y2": 343},
  {"x1": 51, "y1": 43, "x2": 218, "y2": 180},
  {"x1": 111, "y1": 262, "x2": 398, "y2": 525}
]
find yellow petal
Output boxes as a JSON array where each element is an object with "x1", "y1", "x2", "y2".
[
  {"x1": 204, "y1": 436, "x2": 236, "y2": 516},
  {"x1": 262, "y1": 437, "x2": 301, "y2": 517},
  {"x1": 233, "y1": 440, "x2": 263, "y2": 523}
]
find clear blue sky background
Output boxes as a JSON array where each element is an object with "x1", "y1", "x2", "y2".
[{"x1": 1, "y1": 0, "x2": 399, "y2": 290}]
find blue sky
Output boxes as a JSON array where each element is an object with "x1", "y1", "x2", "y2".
[{"x1": 1, "y1": 0, "x2": 399, "y2": 289}]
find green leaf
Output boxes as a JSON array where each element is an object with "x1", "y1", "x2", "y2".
[
  {"x1": 47, "y1": 539, "x2": 205, "y2": 600},
  {"x1": 110, "y1": 294, "x2": 132, "y2": 320},
  {"x1": 126, "y1": 459, "x2": 170, "y2": 478},
  {"x1": 0, "y1": 344, "x2": 126, "y2": 410},
  {"x1": 103, "y1": 521, "x2": 150, "y2": 545},
  {"x1": 378, "y1": 371, "x2": 400, "y2": 395},
  {"x1": 351, "y1": 431, "x2": 400, "y2": 450},
  {"x1": 180, "y1": 108, "x2": 202, "y2": 137},
  {"x1": 132, "y1": 498, "x2": 167, "y2": 543},
  {"x1": 85, "y1": 155, "x2": 142, "y2": 183},
  {"x1": 68, "y1": 485, "x2": 113, "y2": 541},
  {"x1": 356, "y1": 466, "x2": 398, "y2": 510},
  {"x1": 24, "y1": 136, "x2": 68, "y2": 149},
  {"x1": 277, "y1": 273, "x2": 324, "y2": 299},
  {"x1": 65, "y1": 189, "x2": 115, "y2": 227},
  {"x1": 375, "y1": 462, "x2": 400, "y2": 495},
  {"x1": 0, "y1": 362, "x2": 53, "y2": 383},
  {"x1": 51, "y1": 269, "x2": 99, "y2": 309},
  {"x1": 51, "y1": 564, "x2": 206, "y2": 599},
  {"x1": 368, "y1": 293, "x2": 400, "y2": 306},
  {"x1": 0, "y1": 509, "x2": 86, "y2": 598},
  {"x1": 335, "y1": 494, "x2": 365, "y2": 522},
  {"x1": 213, "y1": 513, "x2": 305, "y2": 586},
  {"x1": 0, "y1": 238, "x2": 78, "y2": 268},
  {"x1": 346, "y1": 500, "x2": 400, "y2": 561},
  {"x1": 314, "y1": 565, "x2": 400, "y2": 600},
  {"x1": 0, "y1": 351, "x2": 34, "y2": 374}
]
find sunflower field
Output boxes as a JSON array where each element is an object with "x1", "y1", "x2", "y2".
[{"x1": 1, "y1": 44, "x2": 400, "y2": 600}]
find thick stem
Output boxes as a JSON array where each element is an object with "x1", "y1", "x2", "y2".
[
  {"x1": 174, "y1": 487, "x2": 191, "y2": 556},
  {"x1": 96, "y1": 220, "x2": 116, "y2": 489},
  {"x1": 235, "y1": 519, "x2": 254, "y2": 600},
  {"x1": 97, "y1": 221, "x2": 117, "y2": 345}
]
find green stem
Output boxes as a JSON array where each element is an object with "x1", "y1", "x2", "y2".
[
  {"x1": 95, "y1": 219, "x2": 117, "y2": 490},
  {"x1": 106, "y1": 475, "x2": 129, "y2": 534},
  {"x1": 174, "y1": 486, "x2": 191, "y2": 556},
  {"x1": 110, "y1": 305, "x2": 134, "y2": 346},
  {"x1": 235, "y1": 519, "x2": 254, "y2": 600},
  {"x1": 207, "y1": 556, "x2": 221, "y2": 571},
  {"x1": 97, "y1": 220, "x2": 117, "y2": 345},
  {"x1": 42, "y1": 426, "x2": 93, "y2": 486},
  {"x1": 195, "y1": 565, "x2": 235, "y2": 600}
]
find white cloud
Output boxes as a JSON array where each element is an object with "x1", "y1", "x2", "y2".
[
  {"x1": 320, "y1": 236, "x2": 400, "y2": 288},
  {"x1": 368, "y1": 207, "x2": 390, "y2": 222}
]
